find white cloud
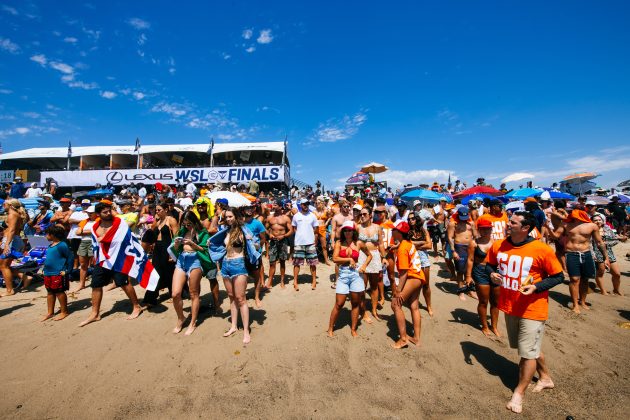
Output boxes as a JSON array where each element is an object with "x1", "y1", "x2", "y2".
[
  {"x1": 137, "y1": 33, "x2": 147, "y2": 45},
  {"x1": 14, "y1": 127, "x2": 30, "y2": 134},
  {"x1": 49, "y1": 61, "x2": 74, "y2": 74},
  {"x1": 127, "y1": 17, "x2": 150, "y2": 30},
  {"x1": 381, "y1": 169, "x2": 454, "y2": 189},
  {"x1": 63, "y1": 37, "x2": 78, "y2": 44},
  {"x1": 151, "y1": 101, "x2": 188, "y2": 117},
  {"x1": 81, "y1": 27, "x2": 101, "y2": 41},
  {"x1": 52, "y1": 31, "x2": 61, "y2": 37},
  {"x1": 242, "y1": 29, "x2": 253, "y2": 39},
  {"x1": 0, "y1": 88, "x2": 12, "y2": 94},
  {"x1": 311, "y1": 111, "x2": 368, "y2": 143},
  {"x1": 1, "y1": 5, "x2": 18, "y2": 15},
  {"x1": 66, "y1": 80, "x2": 98, "y2": 90},
  {"x1": 222, "y1": 53, "x2": 231, "y2": 60},
  {"x1": 257, "y1": 29, "x2": 273, "y2": 44},
  {"x1": 23, "y1": 112, "x2": 41, "y2": 118},
  {"x1": 245, "y1": 46, "x2": 256, "y2": 53},
  {"x1": 217, "y1": 134, "x2": 235, "y2": 140},
  {"x1": 30, "y1": 54, "x2": 47, "y2": 66},
  {"x1": 168, "y1": 67, "x2": 176, "y2": 74},
  {"x1": 0, "y1": 37, "x2": 20, "y2": 54},
  {"x1": 100, "y1": 91, "x2": 117, "y2": 99},
  {"x1": 132, "y1": 91, "x2": 145, "y2": 100}
]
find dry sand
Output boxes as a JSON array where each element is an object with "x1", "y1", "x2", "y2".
[{"x1": 1, "y1": 243, "x2": 629, "y2": 419}]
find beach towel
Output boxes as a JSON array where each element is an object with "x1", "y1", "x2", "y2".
[{"x1": 91, "y1": 216, "x2": 159, "y2": 291}]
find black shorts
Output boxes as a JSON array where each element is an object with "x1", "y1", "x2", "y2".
[
  {"x1": 566, "y1": 251, "x2": 595, "y2": 280},
  {"x1": 428, "y1": 224, "x2": 446, "y2": 243},
  {"x1": 91, "y1": 265, "x2": 129, "y2": 288},
  {"x1": 69, "y1": 238, "x2": 82, "y2": 255}
]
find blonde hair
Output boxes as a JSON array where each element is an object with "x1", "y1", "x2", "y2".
[{"x1": 4, "y1": 198, "x2": 27, "y2": 222}]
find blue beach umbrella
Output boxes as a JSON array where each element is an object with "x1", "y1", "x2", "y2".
[
  {"x1": 86, "y1": 188, "x2": 114, "y2": 197},
  {"x1": 536, "y1": 190, "x2": 575, "y2": 200},
  {"x1": 503, "y1": 188, "x2": 542, "y2": 200},
  {"x1": 461, "y1": 193, "x2": 494, "y2": 205},
  {"x1": 401, "y1": 189, "x2": 444, "y2": 202}
]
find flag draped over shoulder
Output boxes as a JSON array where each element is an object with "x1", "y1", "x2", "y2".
[{"x1": 91, "y1": 217, "x2": 159, "y2": 291}]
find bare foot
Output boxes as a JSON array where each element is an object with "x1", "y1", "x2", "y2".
[
  {"x1": 613, "y1": 290, "x2": 624, "y2": 296},
  {"x1": 362, "y1": 315, "x2": 373, "y2": 325},
  {"x1": 532, "y1": 378, "x2": 554, "y2": 392},
  {"x1": 458, "y1": 293, "x2": 466, "y2": 301},
  {"x1": 468, "y1": 291, "x2": 478, "y2": 300},
  {"x1": 378, "y1": 299, "x2": 385, "y2": 307},
  {"x1": 71, "y1": 286, "x2": 86, "y2": 293},
  {"x1": 571, "y1": 305, "x2": 581, "y2": 315},
  {"x1": 324, "y1": 260, "x2": 331, "y2": 266},
  {"x1": 490, "y1": 327, "x2": 502, "y2": 337},
  {"x1": 481, "y1": 327, "x2": 492, "y2": 337},
  {"x1": 40, "y1": 313, "x2": 54, "y2": 322},
  {"x1": 506, "y1": 392, "x2": 523, "y2": 414},
  {"x1": 255, "y1": 299, "x2": 263, "y2": 309},
  {"x1": 126, "y1": 306, "x2": 143, "y2": 320},
  {"x1": 327, "y1": 329, "x2": 334, "y2": 337},
  {"x1": 408, "y1": 337, "x2": 420, "y2": 346},
  {"x1": 599, "y1": 290, "x2": 609, "y2": 295},
  {"x1": 172, "y1": 319, "x2": 185, "y2": 334},
  {"x1": 263, "y1": 283, "x2": 273, "y2": 290},
  {"x1": 311, "y1": 283, "x2": 316, "y2": 290},
  {"x1": 223, "y1": 327, "x2": 238, "y2": 337},
  {"x1": 372, "y1": 312, "x2": 382, "y2": 322},
  {"x1": 1, "y1": 291, "x2": 16, "y2": 297},
  {"x1": 78, "y1": 314, "x2": 101, "y2": 327},
  {"x1": 350, "y1": 330, "x2": 358, "y2": 338},
  {"x1": 294, "y1": 285, "x2": 299, "y2": 292},
  {"x1": 391, "y1": 339, "x2": 409, "y2": 349},
  {"x1": 243, "y1": 331, "x2": 251, "y2": 344},
  {"x1": 280, "y1": 282, "x2": 286, "y2": 289},
  {"x1": 580, "y1": 302, "x2": 590, "y2": 311},
  {"x1": 184, "y1": 323, "x2": 196, "y2": 336},
  {"x1": 54, "y1": 312, "x2": 69, "y2": 321},
  {"x1": 427, "y1": 307, "x2": 434, "y2": 317}
]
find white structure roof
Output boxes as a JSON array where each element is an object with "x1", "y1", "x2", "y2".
[{"x1": 0, "y1": 141, "x2": 285, "y2": 160}]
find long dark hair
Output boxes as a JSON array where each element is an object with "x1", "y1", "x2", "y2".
[
  {"x1": 182, "y1": 210, "x2": 202, "y2": 233},
  {"x1": 225, "y1": 207, "x2": 245, "y2": 249},
  {"x1": 339, "y1": 228, "x2": 358, "y2": 244}
]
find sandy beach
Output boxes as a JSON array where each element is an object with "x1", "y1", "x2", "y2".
[{"x1": 1, "y1": 243, "x2": 629, "y2": 419}]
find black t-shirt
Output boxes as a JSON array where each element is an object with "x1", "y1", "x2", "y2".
[{"x1": 607, "y1": 202, "x2": 626, "y2": 221}]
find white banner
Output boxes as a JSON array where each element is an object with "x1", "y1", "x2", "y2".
[
  {"x1": 41, "y1": 165, "x2": 287, "y2": 187},
  {"x1": 0, "y1": 170, "x2": 14, "y2": 183}
]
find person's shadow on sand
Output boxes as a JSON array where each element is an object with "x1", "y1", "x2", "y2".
[
  {"x1": 460, "y1": 341, "x2": 518, "y2": 390},
  {"x1": 434, "y1": 281, "x2": 458, "y2": 295},
  {"x1": 384, "y1": 313, "x2": 413, "y2": 341},
  {"x1": 0, "y1": 302, "x2": 33, "y2": 317},
  {"x1": 548, "y1": 290, "x2": 572, "y2": 308},
  {"x1": 618, "y1": 309, "x2": 630, "y2": 321},
  {"x1": 450, "y1": 308, "x2": 480, "y2": 329}
]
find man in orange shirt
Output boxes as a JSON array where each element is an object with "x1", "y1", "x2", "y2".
[
  {"x1": 485, "y1": 211, "x2": 564, "y2": 414},
  {"x1": 478, "y1": 198, "x2": 508, "y2": 240}
]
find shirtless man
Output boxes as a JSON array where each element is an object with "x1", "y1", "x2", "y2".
[
  {"x1": 265, "y1": 200, "x2": 294, "y2": 288},
  {"x1": 447, "y1": 207, "x2": 475, "y2": 300},
  {"x1": 551, "y1": 209, "x2": 607, "y2": 314},
  {"x1": 79, "y1": 202, "x2": 143, "y2": 327},
  {"x1": 50, "y1": 197, "x2": 74, "y2": 231},
  {"x1": 430, "y1": 198, "x2": 448, "y2": 256},
  {"x1": 330, "y1": 199, "x2": 353, "y2": 287}
]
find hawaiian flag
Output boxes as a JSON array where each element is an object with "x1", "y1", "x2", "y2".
[{"x1": 91, "y1": 216, "x2": 159, "y2": 291}]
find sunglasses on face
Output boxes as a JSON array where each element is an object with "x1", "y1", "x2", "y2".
[
  {"x1": 360, "y1": 212, "x2": 369, "y2": 216},
  {"x1": 408, "y1": 217, "x2": 416, "y2": 221},
  {"x1": 375, "y1": 210, "x2": 386, "y2": 214}
]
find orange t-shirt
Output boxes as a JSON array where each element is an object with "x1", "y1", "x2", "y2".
[
  {"x1": 485, "y1": 239, "x2": 562, "y2": 321},
  {"x1": 529, "y1": 227, "x2": 542, "y2": 240},
  {"x1": 379, "y1": 219, "x2": 395, "y2": 249},
  {"x1": 479, "y1": 212, "x2": 508, "y2": 240},
  {"x1": 396, "y1": 240, "x2": 425, "y2": 282}
]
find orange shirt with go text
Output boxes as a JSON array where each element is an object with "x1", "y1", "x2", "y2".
[{"x1": 396, "y1": 240, "x2": 425, "y2": 283}]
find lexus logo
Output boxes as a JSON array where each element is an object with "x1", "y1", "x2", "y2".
[{"x1": 106, "y1": 171, "x2": 124, "y2": 184}]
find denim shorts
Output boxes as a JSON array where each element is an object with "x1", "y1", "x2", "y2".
[
  {"x1": 176, "y1": 252, "x2": 202, "y2": 276},
  {"x1": 221, "y1": 257, "x2": 248, "y2": 279},
  {"x1": 335, "y1": 266, "x2": 365, "y2": 295}
]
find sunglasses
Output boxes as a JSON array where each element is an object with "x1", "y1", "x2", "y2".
[
  {"x1": 375, "y1": 210, "x2": 386, "y2": 214},
  {"x1": 360, "y1": 212, "x2": 369, "y2": 216},
  {"x1": 408, "y1": 217, "x2": 416, "y2": 220}
]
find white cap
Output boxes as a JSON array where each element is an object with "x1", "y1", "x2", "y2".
[
  {"x1": 86, "y1": 205, "x2": 96, "y2": 213},
  {"x1": 340, "y1": 221, "x2": 355, "y2": 231},
  {"x1": 352, "y1": 204, "x2": 363, "y2": 211},
  {"x1": 413, "y1": 200, "x2": 422, "y2": 207},
  {"x1": 540, "y1": 191, "x2": 551, "y2": 201},
  {"x1": 585, "y1": 200, "x2": 597, "y2": 206}
]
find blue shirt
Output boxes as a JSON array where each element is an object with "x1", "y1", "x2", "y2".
[
  {"x1": 10, "y1": 182, "x2": 25, "y2": 199},
  {"x1": 43, "y1": 241, "x2": 72, "y2": 276},
  {"x1": 244, "y1": 218, "x2": 266, "y2": 246}
]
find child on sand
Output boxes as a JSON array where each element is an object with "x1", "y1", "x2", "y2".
[{"x1": 41, "y1": 225, "x2": 73, "y2": 321}]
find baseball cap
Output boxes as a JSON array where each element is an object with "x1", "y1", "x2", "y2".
[
  {"x1": 489, "y1": 198, "x2": 502, "y2": 206},
  {"x1": 352, "y1": 204, "x2": 363, "y2": 211},
  {"x1": 413, "y1": 200, "x2": 422, "y2": 207},
  {"x1": 86, "y1": 205, "x2": 95, "y2": 213},
  {"x1": 299, "y1": 198, "x2": 309, "y2": 205},
  {"x1": 476, "y1": 218, "x2": 493, "y2": 229},
  {"x1": 585, "y1": 200, "x2": 597, "y2": 206},
  {"x1": 340, "y1": 221, "x2": 356, "y2": 231},
  {"x1": 393, "y1": 220, "x2": 410, "y2": 233},
  {"x1": 439, "y1": 197, "x2": 447, "y2": 202},
  {"x1": 81, "y1": 199, "x2": 91, "y2": 205},
  {"x1": 216, "y1": 198, "x2": 229, "y2": 206},
  {"x1": 59, "y1": 197, "x2": 72, "y2": 203},
  {"x1": 524, "y1": 197, "x2": 538, "y2": 204},
  {"x1": 457, "y1": 207, "x2": 470, "y2": 220}
]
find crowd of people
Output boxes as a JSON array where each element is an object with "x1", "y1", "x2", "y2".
[{"x1": 1, "y1": 176, "x2": 629, "y2": 415}]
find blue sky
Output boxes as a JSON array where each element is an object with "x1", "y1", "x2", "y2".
[{"x1": 1, "y1": 1, "x2": 629, "y2": 190}]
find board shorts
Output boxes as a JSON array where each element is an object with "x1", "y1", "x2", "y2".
[
  {"x1": 176, "y1": 251, "x2": 202, "y2": 276},
  {"x1": 293, "y1": 244, "x2": 318, "y2": 266},
  {"x1": 566, "y1": 250, "x2": 596, "y2": 279},
  {"x1": 358, "y1": 249, "x2": 382, "y2": 274},
  {"x1": 268, "y1": 238, "x2": 290, "y2": 263},
  {"x1": 428, "y1": 223, "x2": 446, "y2": 244},
  {"x1": 77, "y1": 240, "x2": 93, "y2": 258},
  {"x1": 454, "y1": 243, "x2": 469, "y2": 275},
  {"x1": 91, "y1": 265, "x2": 129, "y2": 288},
  {"x1": 504, "y1": 313, "x2": 546, "y2": 359},
  {"x1": 220, "y1": 257, "x2": 248, "y2": 279},
  {"x1": 336, "y1": 266, "x2": 365, "y2": 294},
  {"x1": 418, "y1": 250, "x2": 431, "y2": 268},
  {"x1": 44, "y1": 274, "x2": 69, "y2": 294},
  {"x1": 0, "y1": 235, "x2": 24, "y2": 259}
]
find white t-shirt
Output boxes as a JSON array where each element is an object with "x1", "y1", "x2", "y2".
[
  {"x1": 177, "y1": 197, "x2": 193, "y2": 210},
  {"x1": 292, "y1": 211, "x2": 318, "y2": 246},
  {"x1": 138, "y1": 187, "x2": 147, "y2": 198},
  {"x1": 66, "y1": 211, "x2": 89, "y2": 240},
  {"x1": 80, "y1": 220, "x2": 96, "y2": 242},
  {"x1": 185, "y1": 183, "x2": 197, "y2": 195},
  {"x1": 24, "y1": 187, "x2": 43, "y2": 198}
]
